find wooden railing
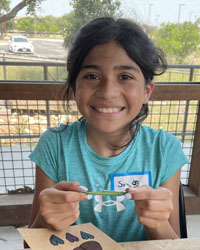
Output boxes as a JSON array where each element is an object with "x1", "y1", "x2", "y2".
[
  {"x1": 0, "y1": 81, "x2": 200, "y2": 100},
  {"x1": 0, "y1": 81, "x2": 200, "y2": 226}
]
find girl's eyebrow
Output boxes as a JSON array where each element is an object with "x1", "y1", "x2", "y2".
[
  {"x1": 80, "y1": 64, "x2": 140, "y2": 72},
  {"x1": 114, "y1": 65, "x2": 140, "y2": 72},
  {"x1": 80, "y1": 65, "x2": 100, "y2": 70}
]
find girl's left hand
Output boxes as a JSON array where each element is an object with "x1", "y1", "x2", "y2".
[{"x1": 125, "y1": 185, "x2": 173, "y2": 229}]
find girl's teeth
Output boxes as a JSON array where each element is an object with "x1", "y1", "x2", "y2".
[{"x1": 97, "y1": 108, "x2": 120, "y2": 113}]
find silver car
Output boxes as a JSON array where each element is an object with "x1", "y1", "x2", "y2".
[{"x1": 8, "y1": 36, "x2": 34, "y2": 53}]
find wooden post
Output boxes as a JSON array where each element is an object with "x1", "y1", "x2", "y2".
[
  {"x1": 2, "y1": 56, "x2": 7, "y2": 109},
  {"x1": 188, "y1": 102, "x2": 200, "y2": 195},
  {"x1": 43, "y1": 65, "x2": 51, "y2": 127},
  {"x1": 3, "y1": 55, "x2": 7, "y2": 80}
]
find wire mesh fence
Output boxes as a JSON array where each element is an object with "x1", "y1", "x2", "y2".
[
  {"x1": 0, "y1": 62, "x2": 200, "y2": 194},
  {"x1": 0, "y1": 98, "x2": 198, "y2": 194},
  {"x1": 146, "y1": 100, "x2": 198, "y2": 186}
]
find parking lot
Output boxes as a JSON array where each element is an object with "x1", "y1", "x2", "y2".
[{"x1": 0, "y1": 38, "x2": 67, "y2": 60}]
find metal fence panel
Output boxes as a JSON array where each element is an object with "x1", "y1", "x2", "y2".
[{"x1": 0, "y1": 99, "x2": 198, "y2": 194}]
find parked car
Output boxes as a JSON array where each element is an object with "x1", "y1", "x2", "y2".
[{"x1": 8, "y1": 36, "x2": 34, "y2": 53}]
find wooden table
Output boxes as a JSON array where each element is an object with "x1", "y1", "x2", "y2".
[
  {"x1": 121, "y1": 238, "x2": 200, "y2": 250},
  {"x1": 20, "y1": 238, "x2": 200, "y2": 250}
]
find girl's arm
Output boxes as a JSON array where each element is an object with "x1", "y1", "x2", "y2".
[
  {"x1": 145, "y1": 169, "x2": 181, "y2": 239},
  {"x1": 24, "y1": 165, "x2": 88, "y2": 248},
  {"x1": 28, "y1": 165, "x2": 88, "y2": 229},
  {"x1": 126, "y1": 169, "x2": 181, "y2": 240},
  {"x1": 24, "y1": 165, "x2": 55, "y2": 248},
  {"x1": 28, "y1": 165, "x2": 56, "y2": 229}
]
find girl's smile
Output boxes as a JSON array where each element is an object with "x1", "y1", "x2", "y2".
[
  {"x1": 75, "y1": 41, "x2": 154, "y2": 139},
  {"x1": 92, "y1": 106, "x2": 124, "y2": 114}
]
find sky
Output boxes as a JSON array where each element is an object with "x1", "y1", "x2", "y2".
[{"x1": 10, "y1": 0, "x2": 200, "y2": 25}]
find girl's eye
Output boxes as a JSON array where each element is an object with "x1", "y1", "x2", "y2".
[
  {"x1": 84, "y1": 74, "x2": 99, "y2": 80},
  {"x1": 119, "y1": 74, "x2": 133, "y2": 80}
]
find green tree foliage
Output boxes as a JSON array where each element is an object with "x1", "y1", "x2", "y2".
[
  {"x1": 63, "y1": 0, "x2": 122, "y2": 47},
  {"x1": 14, "y1": 15, "x2": 60, "y2": 34},
  {"x1": 0, "y1": 0, "x2": 10, "y2": 13},
  {"x1": 5, "y1": 19, "x2": 14, "y2": 30},
  {"x1": 153, "y1": 22, "x2": 200, "y2": 63},
  {"x1": 0, "y1": 0, "x2": 44, "y2": 24},
  {"x1": 55, "y1": 13, "x2": 75, "y2": 36},
  {"x1": 36, "y1": 23, "x2": 46, "y2": 32},
  {"x1": 39, "y1": 15, "x2": 60, "y2": 33},
  {"x1": 15, "y1": 17, "x2": 34, "y2": 33},
  {"x1": 25, "y1": 0, "x2": 43, "y2": 16}
]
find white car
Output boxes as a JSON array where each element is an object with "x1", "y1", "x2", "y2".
[{"x1": 8, "y1": 36, "x2": 34, "y2": 53}]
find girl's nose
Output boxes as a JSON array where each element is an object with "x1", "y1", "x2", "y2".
[{"x1": 95, "y1": 77, "x2": 120, "y2": 99}]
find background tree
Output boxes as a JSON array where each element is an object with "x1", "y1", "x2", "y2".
[
  {"x1": 4, "y1": 19, "x2": 14, "y2": 31},
  {"x1": 40, "y1": 16, "x2": 60, "y2": 33},
  {"x1": 64, "y1": 0, "x2": 122, "y2": 47},
  {"x1": 0, "y1": 0, "x2": 10, "y2": 38},
  {"x1": 0, "y1": 0, "x2": 44, "y2": 24},
  {"x1": 0, "y1": 0, "x2": 10, "y2": 14},
  {"x1": 55, "y1": 13, "x2": 74, "y2": 37},
  {"x1": 9, "y1": 15, "x2": 61, "y2": 35},
  {"x1": 15, "y1": 17, "x2": 34, "y2": 33},
  {"x1": 153, "y1": 22, "x2": 200, "y2": 64}
]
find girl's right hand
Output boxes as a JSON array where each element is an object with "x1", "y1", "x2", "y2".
[{"x1": 38, "y1": 181, "x2": 89, "y2": 230}]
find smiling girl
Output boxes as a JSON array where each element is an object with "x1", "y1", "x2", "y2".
[{"x1": 27, "y1": 17, "x2": 188, "y2": 243}]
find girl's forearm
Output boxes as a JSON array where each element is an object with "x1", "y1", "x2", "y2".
[{"x1": 145, "y1": 221, "x2": 179, "y2": 240}]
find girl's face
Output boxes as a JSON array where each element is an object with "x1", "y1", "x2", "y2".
[{"x1": 75, "y1": 41, "x2": 154, "y2": 136}]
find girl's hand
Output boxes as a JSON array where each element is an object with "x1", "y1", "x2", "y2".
[
  {"x1": 38, "y1": 181, "x2": 89, "y2": 230},
  {"x1": 125, "y1": 185, "x2": 173, "y2": 229}
]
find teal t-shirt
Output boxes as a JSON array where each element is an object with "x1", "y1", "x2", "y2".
[{"x1": 29, "y1": 118, "x2": 188, "y2": 242}]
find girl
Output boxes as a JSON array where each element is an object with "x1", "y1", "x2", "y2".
[{"x1": 28, "y1": 17, "x2": 188, "y2": 243}]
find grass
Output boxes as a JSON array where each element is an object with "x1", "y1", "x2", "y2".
[
  {"x1": 0, "y1": 65, "x2": 67, "y2": 81},
  {"x1": 1, "y1": 65, "x2": 200, "y2": 82},
  {"x1": 155, "y1": 68, "x2": 200, "y2": 82}
]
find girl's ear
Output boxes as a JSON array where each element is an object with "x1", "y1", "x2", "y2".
[{"x1": 143, "y1": 81, "x2": 154, "y2": 104}]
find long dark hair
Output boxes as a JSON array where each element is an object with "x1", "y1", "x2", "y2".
[{"x1": 64, "y1": 17, "x2": 167, "y2": 148}]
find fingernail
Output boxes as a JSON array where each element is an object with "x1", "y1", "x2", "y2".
[
  {"x1": 127, "y1": 188, "x2": 138, "y2": 192},
  {"x1": 86, "y1": 194, "x2": 93, "y2": 200},
  {"x1": 125, "y1": 193, "x2": 132, "y2": 200},
  {"x1": 80, "y1": 185, "x2": 88, "y2": 191}
]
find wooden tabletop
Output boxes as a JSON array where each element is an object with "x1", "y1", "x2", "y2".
[
  {"x1": 121, "y1": 238, "x2": 200, "y2": 250},
  {"x1": 19, "y1": 237, "x2": 200, "y2": 250}
]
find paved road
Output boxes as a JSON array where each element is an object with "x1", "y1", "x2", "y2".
[{"x1": 0, "y1": 38, "x2": 67, "y2": 60}]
